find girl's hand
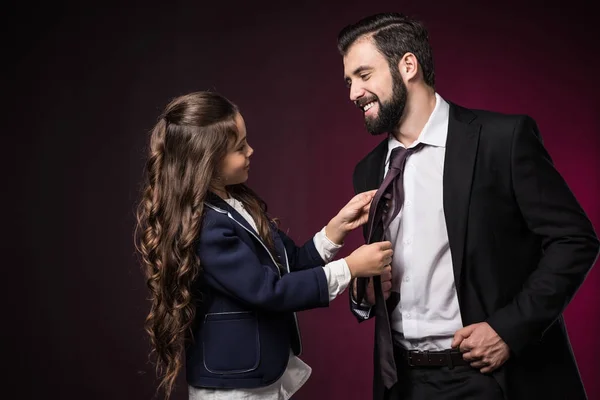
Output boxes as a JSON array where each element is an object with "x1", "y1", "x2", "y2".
[{"x1": 325, "y1": 190, "x2": 376, "y2": 244}]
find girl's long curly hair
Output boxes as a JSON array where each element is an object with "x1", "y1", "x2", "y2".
[{"x1": 134, "y1": 91, "x2": 277, "y2": 399}]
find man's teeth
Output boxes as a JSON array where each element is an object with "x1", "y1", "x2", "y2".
[{"x1": 363, "y1": 102, "x2": 376, "y2": 111}]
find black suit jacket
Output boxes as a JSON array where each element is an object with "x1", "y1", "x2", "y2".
[{"x1": 350, "y1": 102, "x2": 599, "y2": 400}]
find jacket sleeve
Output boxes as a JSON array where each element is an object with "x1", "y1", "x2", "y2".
[
  {"x1": 486, "y1": 115, "x2": 600, "y2": 356},
  {"x1": 277, "y1": 228, "x2": 326, "y2": 271}
]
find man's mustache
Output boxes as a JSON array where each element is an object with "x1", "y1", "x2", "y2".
[{"x1": 356, "y1": 97, "x2": 379, "y2": 109}]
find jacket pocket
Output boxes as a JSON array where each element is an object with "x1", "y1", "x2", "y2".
[{"x1": 202, "y1": 311, "x2": 260, "y2": 374}]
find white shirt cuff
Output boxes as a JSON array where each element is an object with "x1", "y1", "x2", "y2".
[
  {"x1": 313, "y1": 226, "x2": 343, "y2": 263},
  {"x1": 322, "y1": 259, "x2": 352, "y2": 302}
]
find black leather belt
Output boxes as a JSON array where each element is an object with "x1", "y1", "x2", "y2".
[{"x1": 396, "y1": 348, "x2": 468, "y2": 369}]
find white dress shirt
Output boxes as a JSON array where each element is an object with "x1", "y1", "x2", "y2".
[
  {"x1": 189, "y1": 197, "x2": 351, "y2": 400},
  {"x1": 354, "y1": 93, "x2": 463, "y2": 351}
]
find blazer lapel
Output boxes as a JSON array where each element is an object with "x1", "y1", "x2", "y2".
[
  {"x1": 205, "y1": 192, "x2": 284, "y2": 273},
  {"x1": 443, "y1": 103, "x2": 481, "y2": 292},
  {"x1": 205, "y1": 192, "x2": 260, "y2": 237}
]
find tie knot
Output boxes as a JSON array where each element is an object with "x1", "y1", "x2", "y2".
[{"x1": 389, "y1": 143, "x2": 424, "y2": 170}]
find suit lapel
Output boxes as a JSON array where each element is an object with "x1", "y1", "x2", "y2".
[
  {"x1": 358, "y1": 138, "x2": 388, "y2": 193},
  {"x1": 443, "y1": 103, "x2": 481, "y2": 292},
  {"x1": 355, "y1": 138, "x2": 388, "y2": 242}
]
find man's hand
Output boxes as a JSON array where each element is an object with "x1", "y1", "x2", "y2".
[
  {"x1": 352, "y1": 265, "x2": 392, "y2": 305},
  {"x1": 452, "y1": 322, "x2": 510, "y2": 374}
]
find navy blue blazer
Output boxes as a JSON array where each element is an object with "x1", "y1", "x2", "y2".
[{"x1": 186, "y1": 193, "x2": 330, "y2": 389}]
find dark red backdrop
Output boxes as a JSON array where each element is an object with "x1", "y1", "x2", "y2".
[{"x1": 8, "y1": 1, "x2": 599, "y2": 399}]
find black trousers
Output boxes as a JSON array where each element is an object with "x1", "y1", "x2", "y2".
[{"x1": 385, "y1": 346, "x2": 505, "y2": 400}]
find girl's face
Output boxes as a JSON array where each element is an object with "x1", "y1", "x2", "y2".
[{"x1": 218, "y1": 113, "x2": 254, "y2": 186}]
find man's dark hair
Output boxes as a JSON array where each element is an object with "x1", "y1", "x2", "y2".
[{"x1": 338, "y1": 12, "x2": 435, "y2": 88}]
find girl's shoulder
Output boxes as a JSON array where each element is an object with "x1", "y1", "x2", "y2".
[{"x1": 201, "y1": 202, "x2": 233, "y2": 231}]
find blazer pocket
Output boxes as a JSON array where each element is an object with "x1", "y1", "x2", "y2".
[{"x1": 202, "y1": 311, "x2": 260, "y2": 374}]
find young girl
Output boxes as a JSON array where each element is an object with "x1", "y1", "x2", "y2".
[{"x1": 135, "y1": 91, "x2": 392, "y2": 400}]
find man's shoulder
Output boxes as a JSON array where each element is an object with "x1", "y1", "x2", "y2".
[
  {"x1": 450, "y1": 101, "x2": 533, "y2": 129},
  {"x1": 353, "y1": 137, "x2": 387, "y2": 174}
]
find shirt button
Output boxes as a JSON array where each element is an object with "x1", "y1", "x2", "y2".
[
  {"x1": 404, "y1": 239, "x2": 412, "y2": 245},
  {"x1": 405, "y1": 200, "x2": 411, "y2": 207},
  {"x1": 404, "y1": 276, "x2": 410, "y2": 282},
  {"x1": 405, "y1": 313, "x2": 411, "y2": 319}
]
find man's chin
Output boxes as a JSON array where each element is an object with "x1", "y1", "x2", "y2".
[
  {"x1": 364, "y1": 119, "x2": 387, "y2": 136},
  {"x1": 368, "y1": 130, "x2": 387, "y2": 136}
]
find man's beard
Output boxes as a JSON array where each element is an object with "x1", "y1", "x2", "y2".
[{"x1": 364, "y1": 69, "x2": 407, "y2": 136}]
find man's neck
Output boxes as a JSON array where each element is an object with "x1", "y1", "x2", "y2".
[{"x1": 392, "y1": 86, "x2": 436, "y2": 147}]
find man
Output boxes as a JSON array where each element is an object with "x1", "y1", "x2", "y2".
[{"x1": 340, "y1": 12, "x2": 599, "y2": 400}]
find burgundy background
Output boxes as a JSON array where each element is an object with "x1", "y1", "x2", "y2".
[{"x1": 7, "y1": 0, "x2": 599, "y2": 399}]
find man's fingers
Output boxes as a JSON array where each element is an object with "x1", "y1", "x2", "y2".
[
  {"x1": 451, "y1": 331, "x2": 466, "y2": 349},
  {"x1": 459, "y1": 340, "x2": 474, "y2": 354},
  {"x1": 480, "y1": 365, "x2": 496, "y2": 374},
  {"x1": 452, "y1": 324, "x2": 478, "y2": 349},
  {"x1": 470, "y1": 360, "x2": 488, "y2": 369},
  {"x1": 462, "y1": 351, "x2": 479, "y2": 362}
]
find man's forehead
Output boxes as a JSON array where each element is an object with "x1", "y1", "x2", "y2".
[
  {"x1": 345, "y1": 39, "x2": 368, "y2": 57},
  {"x1": 344, "y1": 40, "x2": 384, "y2": 72}
]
